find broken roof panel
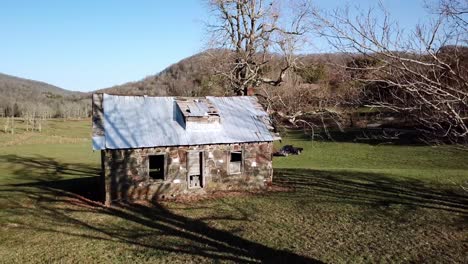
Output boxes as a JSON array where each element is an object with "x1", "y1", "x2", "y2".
[
  {"x1": 175, "y1": 97, "x2": 219, "y2": 117},
  {"x1": 95, "y1": 94, "x2": 277, "y2": 150}
]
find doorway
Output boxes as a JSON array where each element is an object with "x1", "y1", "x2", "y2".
[{"x1": 187, "y1": 151, "x2": 204, "y2": 189}]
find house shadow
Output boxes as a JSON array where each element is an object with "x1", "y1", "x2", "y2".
[
  {"x1": 0, "y1": 154, "x2": 321, "y2": 263},
  {"x1": 3, "y1": 155, "x2": 466, "y2": 262}
]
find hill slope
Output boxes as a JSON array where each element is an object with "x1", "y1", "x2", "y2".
[
  {"x1": 0, "y1": 73, "x2": 89, "y2": 118},
  {"x1": 97, "y1": 50, "x2": 351, "y2": 99},
  {"x1": 0, "y1": 50, "x2": 350, "y2": 119},
  {"x1": 98, "y1": 50, "x2": 230, "y2": 97},
  {"x1": 0, "y1": 73, "x2": 82, "y2": 97}
]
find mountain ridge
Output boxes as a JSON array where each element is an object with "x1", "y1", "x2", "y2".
[
  {"x1": 0, "y1": 73, "x2": 90, "y2": 118},
  {"x1": 96, "y1": 50, "x2": 229, "y2": 97},
  {"x1": 0, "y1": 72, "x2": 84, "y2": 96}
]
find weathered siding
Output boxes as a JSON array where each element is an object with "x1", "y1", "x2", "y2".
[{"x1": 102, "y1": 142, "x2": 273, "y2": 205}]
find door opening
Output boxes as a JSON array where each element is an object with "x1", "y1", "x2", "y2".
[{"x1": 187, "y1": 151, "x2": 203, "y2": 189}]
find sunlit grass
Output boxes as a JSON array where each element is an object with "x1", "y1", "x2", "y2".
[{"x1": 0, "y1": 120, "x2": 466, "y2": 263}]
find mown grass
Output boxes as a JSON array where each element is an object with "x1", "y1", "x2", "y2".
[
  {"x1": 0, "y1": 119, "x2": 467, "y2": 263},
  {"x1": 0, "y1": 118, "x2": 90, "y2": 146},
  {"x1": 274, "y1": 130, "x2": 467, "y2": 185}
]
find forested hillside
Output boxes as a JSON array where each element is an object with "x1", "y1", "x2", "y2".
[
  {"x1": 98, "y1": 50, "x2": 230, "y2": 97},
  {"x1": 0, "y1": 73, "x2": 90, "y2": 118},
  {"x1": 99, "y1": 50, "x2": 356, "y2": 104}
]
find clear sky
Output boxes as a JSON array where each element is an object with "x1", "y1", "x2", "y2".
[{"x1": 0, "y1": 0, "x2": 427, "y2": 92}]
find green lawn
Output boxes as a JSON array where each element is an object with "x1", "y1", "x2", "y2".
[{"x1": 0, "y1": 119, "x2": 467, "y2": 263}]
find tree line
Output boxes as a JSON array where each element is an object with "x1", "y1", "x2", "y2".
[
  {"x1": 206, "y1": 0, "x2": 467, "y2": 145},
  {"x1": 0, "y1": 97, "x2": 90, "y2": 119}
]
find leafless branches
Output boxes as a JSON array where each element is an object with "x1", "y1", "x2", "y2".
[
  {"x1": 311, "y1": 0, "x2": 468, "y2": 144},
  {"x1": 207, "y1": 0, "x2": 311, "y2": 95}
]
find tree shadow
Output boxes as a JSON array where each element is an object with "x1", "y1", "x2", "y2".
[
  {"x1": 275, "y1": 168, "x2": 468, "y2": 216},
  {"x1": 0, "y1": 154, "x2": 321, "y2": 263},
  {"x1": 0, "y1": 154, "x2": 103, "y2": 201},
  {"x1": 3, "y1": 155, "x2": 466, "y2": 262},
  {"x1": 285, "y1": 128, "x2": 426, "y2": 146}
]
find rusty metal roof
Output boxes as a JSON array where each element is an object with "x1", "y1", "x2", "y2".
[{"x1": 92, "y1": 94, "x2": 277, "y2": 150}]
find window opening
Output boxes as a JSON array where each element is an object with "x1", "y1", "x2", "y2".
[
  {"x1": 149, "y1": 155, "x2": 165, "y2": 180},
  {"x1": 229, "y1": 151, "x2": 242, "y2": 174}
]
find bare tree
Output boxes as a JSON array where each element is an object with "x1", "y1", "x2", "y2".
[
  {"x1": 430, "y1": 0, "x2": 468, "y2": 28},
  {"x1": 310, "y1": 0, "x2": 468, "y2": 144},
  {"x1": 207, "y1": 0, "x2": 311, "y2": 95},
  {"x1": 3, "y1": 116, "x2": 10, "y2": 133}
]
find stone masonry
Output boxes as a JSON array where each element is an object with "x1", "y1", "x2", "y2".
[{"x1": 102, "y1": 142, "x2": 273, "y2": 205}]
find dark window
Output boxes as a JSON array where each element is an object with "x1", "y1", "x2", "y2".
[
  {"x1": 149, "y1": 155, "x2": 165, "y2": 180},
  {"x1": 229, "y1": 151, "x2": 242, "y2": 174}
]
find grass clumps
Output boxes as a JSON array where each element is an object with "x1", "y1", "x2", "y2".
[{"x1": 0, "y1": 120, "x2": 466, "y2": 263}]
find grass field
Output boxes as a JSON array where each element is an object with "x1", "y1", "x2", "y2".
[{"x1": 0, "y1": 119, "x2": 467, "y2": 263}]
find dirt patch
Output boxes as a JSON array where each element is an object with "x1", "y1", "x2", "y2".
[
  {"x1": 61, "y1": 184, "x2": 294, "y2": 208},
  {"x1": 58, "y1": 191, "x2": 105, "y2": 209},
  {"x1": 163, "y1": 184, "x2": 294, "y2": 204}
]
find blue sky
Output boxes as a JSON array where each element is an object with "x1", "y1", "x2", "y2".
[{"x1": 0, "y1": 0, "x2": 427, "y2": 92}]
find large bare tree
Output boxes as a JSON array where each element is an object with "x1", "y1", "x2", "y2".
[
  {"x1": 311, "y1": 0, "x2": 468, "y2": 144},
  {"x1": 207, "y1": 0, "x2": 311, "y2": 95}
]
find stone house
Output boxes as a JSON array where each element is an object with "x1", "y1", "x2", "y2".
[{"x1": 92, "y1": 93, "x2": 280, "y2": 205}]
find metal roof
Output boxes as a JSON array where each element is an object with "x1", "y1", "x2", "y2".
[
  {"x1": 92, "y1": 94, "x2": 276, "y2": 150},
  {"x1": 175, "y1": 97, "x2": 220, "y2": 118}
]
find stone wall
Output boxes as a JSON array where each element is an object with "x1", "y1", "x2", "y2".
[{"x1": 102, "y1": 142, "x2": 273, "y2": 205}]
